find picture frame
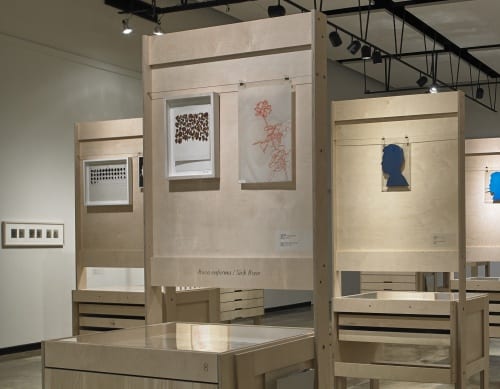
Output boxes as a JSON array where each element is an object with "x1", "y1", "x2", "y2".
[
  {"x1": 484, "y1": 168, "x2": 500, "y2": 203},
  {"x1": 381, "y1": 142, "x2": 411, "y2": 192},
  {"x1": 165, "y1": 93, "x2": 219, "y2": 180},
  {"x1": 2, "y1": 221, "x2": 64, "y2": 248},
  {"x1": 238, "y1": 80, "x2": 294, "y2": 184},
  {"x1": 83, "y1": 157, "x2": 132, "y2": 206}
]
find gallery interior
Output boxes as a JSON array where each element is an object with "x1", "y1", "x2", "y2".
[{"x1": 1, "y1": 1, "x2": 500, "y2": 388}]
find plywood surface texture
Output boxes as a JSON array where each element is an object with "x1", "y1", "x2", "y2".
[
  {"x1": 143, "y1": 12, "x2": 330, "y2": 387},
  {"x1": 333, "y1": 92, "x2": 463, "y2": 273},
  {"x1": 144, "y1": 13, "x2": 321, "y2": 290},
  {"x1": 75, "y1": 119, "x2": 144, "y2": 270},
  {"x1": 466, "y1": 137, "x2": 500, "y2": 262}
]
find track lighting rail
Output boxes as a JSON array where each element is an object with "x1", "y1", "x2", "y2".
[{"x1": 104, "y1": 0, "x2": 499, "y2": 111}]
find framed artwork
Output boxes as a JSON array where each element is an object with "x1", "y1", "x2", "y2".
[
  {"x1": 165, "y1": 93, "x2": 219, "y2": 179},
  {"x1": 238, "y1": 80, "x2": 293, "y2": 184},
  {"x1": 83, "y1": 158, "x2": 132, "y2": 206},
  {"x1": 2, "y1": 222, "x2": 64, "y2": 248},
  {"x1": 381, "y1": 142, "x2": 411, "y2": 191},
  {"x1": 484, "y1": 169, "x2": 500, "y2": 203}
]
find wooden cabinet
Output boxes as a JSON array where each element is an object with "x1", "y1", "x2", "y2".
[{"x1": 219, "y1": 289, "x2": 264, "y2": 323}]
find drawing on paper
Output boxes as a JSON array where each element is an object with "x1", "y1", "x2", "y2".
[
  {"x1": 382, "y1": 144, "x2": 409, "y2": 187},
  {"x1": 170, "y1": 105, "x2": 212, "y2": 163},
  {"x1": 252, "y1": 100, "x2": 291, "y2": 179},
  {"x1": 239, "y1": 82, "x2": 292, "y2": 183},
  {"x1": 174, "y1": 112, "x2": 209, "y2": 144}
]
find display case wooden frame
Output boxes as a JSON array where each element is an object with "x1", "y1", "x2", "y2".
[
  {"x1": 43, "y1": 323, "x2": 315, "y2": 389},
  {"x1": 83, "y1": 157, "x2": 132, "y2": 206},
  {"x1": 165, "y1": 92, "x2": 219, "y2": 180},
  {"x1": 332, "y1": 92, "x2": 489, "y2": 388}
]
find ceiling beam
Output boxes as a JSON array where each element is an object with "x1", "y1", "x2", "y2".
[
  {"x1": 375, "y1": 0, "x2": 499, "y2": 78},
  {"x1": 323, "y1": 0, "x2": 453, "y2": 16},
  {"x1": 105, "y1": 0, "x2": 256, "y2": 21}
]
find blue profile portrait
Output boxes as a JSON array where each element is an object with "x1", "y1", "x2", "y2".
[
  {"x1": 382, "y1": 144, "x2": 409, "y2": 187},
  {"x1": 489, "y1": 172, "x2": 500, "y2": 202}
]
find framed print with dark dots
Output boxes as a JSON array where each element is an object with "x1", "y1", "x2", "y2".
[
  {"x1": 83, "y1": 157, "x2": 132, "y2": 206},
  {"x1": 165, "y1": 93, "x2": 219, "y2": 180}
]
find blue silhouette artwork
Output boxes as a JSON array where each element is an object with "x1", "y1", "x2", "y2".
[
  {"x1": 489, "y1": 172, "x2": 500, "y2": 202},
  {"x1": 382, "y1": 144, "x2": 409, "y2": 187}
]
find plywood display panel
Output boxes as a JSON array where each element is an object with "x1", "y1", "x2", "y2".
[
  {"x1": 333, "y1": 92, "x2": 463, "y2": 273},
  {"x1": 144, "y1": 13, "x2": 323, "y2": 291},
  {"x1": 466, "y1": 138, "x2": 500, "y2": 262},
  {"x1": 143, "y1": 13, "x2": 330, "y2": 386},
  {"x1": 76, "y1": 120, "x2": 144, "y2": 269},
  {"x1": 330, "y1": 93, "x2": 486, "y2": 388}
]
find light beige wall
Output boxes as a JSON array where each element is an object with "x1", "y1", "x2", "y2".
[{"x1": 0, "y1": 33, "x2": 142, "y2": 348}]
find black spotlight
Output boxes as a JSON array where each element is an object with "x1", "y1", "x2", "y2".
[
  {"x1": 329, "y1": 30, "x2": 342, "y2": 47},
  {"x1": 416, "y1": 75, "x2": 428, "y2": 87},
  {"x1": 372, "y1": 50, "x2": 382, "y2": 64},
  {"x1": 476, "y1": 86, "x2": 484, "y2": 99},
  {"x1": 267, "y1": 3, "x2": 285, "y2": 17},
  {"x1": 361, "y1": 45, "x2": 372, "y2": 60},
  {"x1": 347, "y1": 40, "x2": 361, "y2": 55}
]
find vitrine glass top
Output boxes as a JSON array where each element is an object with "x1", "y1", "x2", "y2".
[
  {"x1": 59, "y1": 322, "x2": 313, "y2": 354},
  {"x1": 343, "y1": 291, "x2": 484, "y2": 301}
]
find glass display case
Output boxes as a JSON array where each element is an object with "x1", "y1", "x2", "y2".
[{"x1": 43, "y1": 322, "x2": 315, "y2": 389}]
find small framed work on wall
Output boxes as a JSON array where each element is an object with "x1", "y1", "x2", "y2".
[
  {"x1": 165, "y1": 93, "x2": 219, "y2": 180},
  {"x1": 83, "y1": 158, "x2": 132, "y2": 206}
]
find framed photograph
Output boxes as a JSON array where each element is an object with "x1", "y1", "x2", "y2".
[
  {"x1": 238, "y1": 80, "x2": 293, "y2": 184},
  {"x1": 381, "y1": 142, "x2": 411, "y2": 191},
  {"x1": 83, "y1": 158, "x2": 132, "y2": 206},
  {"x1": 165, "y1": 93, "x2": 219, "y2": 179}
]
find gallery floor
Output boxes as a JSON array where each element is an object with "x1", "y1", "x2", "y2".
[{"x1": 1, "y1": 305, "x2": 499, "y2": 388}]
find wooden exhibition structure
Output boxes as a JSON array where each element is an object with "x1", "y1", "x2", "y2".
[
  {"x1": 331, "y1": 92, "x2": 489, "y2": 388},
  {"x1": 450, "y1": 138, "x2": 500, "y2": 338},
  {"x1": 44, "y1": 12, "x2": 330, "y2": 389},
  {"x1": 73, "y1": 118, "x2": 219, "y2": 334},
  {"x1": 44, "y1": 13, "x2": 492, "y2": 389}
]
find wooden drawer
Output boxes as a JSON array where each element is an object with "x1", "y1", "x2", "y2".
[
  {"x1": 220, "y1": 298, "x2": 264, "y2": 312},
  {"x1": 220, "y1": 289, "x2": 264, "y2": 303},
  {"x1": 78, "y1": 303, "x2": 145, "y2": 317},
  {"x1": 220, "y1": 307, "x2": 264, "y2": 321},
  {"x1": 361, "y1": 274, "x2": 416, "y2": 283},
  {"x1": 79, "y1": 316, "x2": 145, "y2": 329},
  {"x1": 361, "y1": 282, "x2": 416, "y2": 292}
]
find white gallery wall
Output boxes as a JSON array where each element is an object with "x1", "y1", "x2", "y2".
[
  {"x1": 0, "y1": 1, "x2": 238, "y2": 349},
  {"x1": 1, "y1": 1, "x2": 499, "y2": 348},
  {"x1": 0, "y1": 33, "x2": 143, "y2": 348}
]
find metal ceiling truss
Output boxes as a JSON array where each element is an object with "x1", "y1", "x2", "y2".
[{"x1": 104, "y1": 0, "x2": 500, "y2": 111}]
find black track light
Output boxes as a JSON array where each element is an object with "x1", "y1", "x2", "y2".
[
  {"x1": 361, "y1": 45, "x2": 372, "y2": 60},
  {"x1": 476, "y1": 86, "x2": 484, "y2": 99},
  {"x1": 429, "y1": 83, "x2": 438, "y2": 94},
  {"x1": 372, "y1": 50, "x2": 382, "y2": 64},
  {"x1": 347, "y1": 40, "x2": 361, "y2": 55},
  {"x1": 416, "y1": 75, "x2": 428, "y2": 87},
  {"x1": 122, "y1": 18, "x2": 133, "y2": 35},
  {"x1": 268, "y1": 1, "x2": 285, "y2": 17},
  {"x1": 329, "y1": 30, "x2": 342, "y2": 47}
]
